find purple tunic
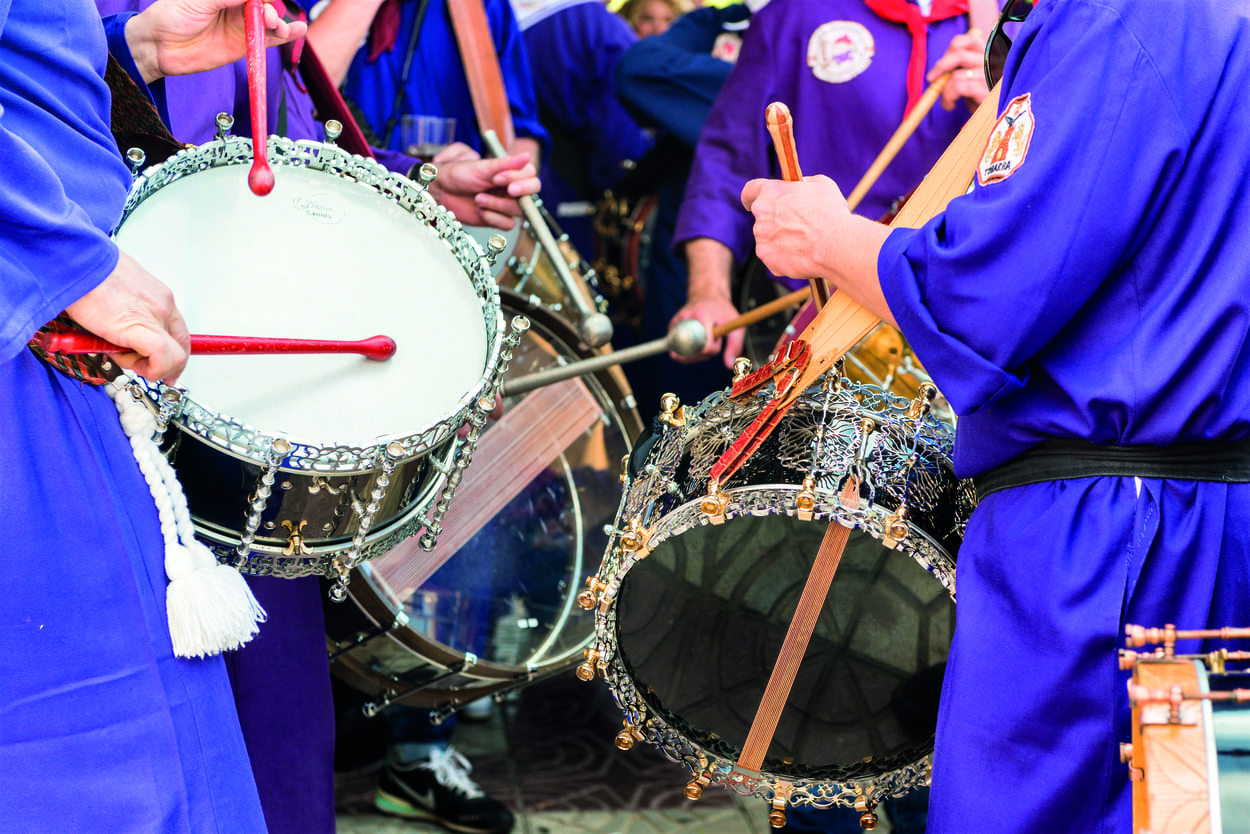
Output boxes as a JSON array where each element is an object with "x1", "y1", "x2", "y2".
[
  {"x1": 674, "y1": 0, "x2": 975, "y2": 266},
  {"x1": 0, "y1": 1, "x2": 267, "y2": 830},
  {"x1": 877, "y1": 0, "x2": 1250, "y2": 830}
]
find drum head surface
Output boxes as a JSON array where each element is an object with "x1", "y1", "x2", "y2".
[
  {"x1": 615, "y1": 512, "x2": 953, "y2": 781},
  {"x1": 115, "y1": 164, "x2": 488, "y2": 445}
]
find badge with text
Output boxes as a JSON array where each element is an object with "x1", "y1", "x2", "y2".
[
  {"x1": 977, "y1": 93, "x2": 1035, "y2": 186},
  {"x1": 807, "y1": 21, "x2": 874, "y2": 84}
]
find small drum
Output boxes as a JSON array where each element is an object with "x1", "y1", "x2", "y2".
[
  {"x1": 113, "y1": 131, "x2": 513, "y2": 578},
  {"x1": 325, "y1": 292, "x2": 643, "y2": 714},
  {"x1": 465, "y1": 203, "x2": 611, "y2": 346},
  {"x1": 575, "y1": 367, "x2": 974, "y2": 821},
  {"x1": 590, "y1": 190, "x2": 660, "y2": 329},
  {"x1": 1124, "y1": 631, "x2": 1250, "y2": 834}
]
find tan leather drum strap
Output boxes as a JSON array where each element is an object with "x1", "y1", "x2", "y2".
[
  {"x1": 447, "y1": 0, "x2": 516, "y2": 148},
  {"x1": 736, "y1": 479, "x2": 861, "y2": 774},
  {"x1": 784, "y1": 85, "x2": 1003, "y2": 405}
]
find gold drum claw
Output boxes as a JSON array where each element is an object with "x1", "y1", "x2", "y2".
[
  {"x1": 882, "y1": 505, "x2": 910, "y2": 549},
  {"x1": 577, "y1": 648, "x2": 600, "y2": 682},
  {"x1": 795, "y1": 476, "x2": 817, "y2": 521},
  {"x1": 576, "y1": 575, "x2": 608, "y2": 610},
  {"x1": 701, "y1": 482, "x2": 730, "y2": 524},
  {"x1": 659, "y1": 393, "x2": 685, "y2": 427}
]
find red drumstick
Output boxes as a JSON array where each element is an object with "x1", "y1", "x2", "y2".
[
  {"x1": 33, "y1": 331, "x2": 397, "y2": 361},
  {"x1": 244, "y1": 0, "x2": 275, "y2": 196}
]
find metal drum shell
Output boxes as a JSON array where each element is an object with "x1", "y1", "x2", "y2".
[{"x1": 326, "y1": 291, "x2": 641, "y2": 711}]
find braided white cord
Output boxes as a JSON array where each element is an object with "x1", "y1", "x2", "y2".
[{"x1": 107, "y1": 380, "x2": 266, "y2": 657}]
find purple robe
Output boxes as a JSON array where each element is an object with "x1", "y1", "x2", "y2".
[{"x1": 674, "y1": 0, "x2": 975, "y2": 269}]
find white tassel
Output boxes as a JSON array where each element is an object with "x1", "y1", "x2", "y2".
[{"x1": 108, "y1": 381, "x2": 267, "y2": 658}]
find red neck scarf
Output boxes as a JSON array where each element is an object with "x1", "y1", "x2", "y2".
[{"x1": 863, "y1": 0, "x2": 969, "y2": 115}]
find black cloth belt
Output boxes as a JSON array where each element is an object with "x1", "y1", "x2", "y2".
[{"x1": 972, "y1": 436, "x2": 1250, "y2": 499}]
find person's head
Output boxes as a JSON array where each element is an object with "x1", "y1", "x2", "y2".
[{"x1": 619, "y1": 0, "x2": 689, "y2": 37}]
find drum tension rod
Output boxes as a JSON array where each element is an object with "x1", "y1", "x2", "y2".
[
  {"x1": 362, "y1": 656, "x2": 480, "y2": 717},
  {"x1": 326, "y1": 612, "x2": 410, "y2": 662}
]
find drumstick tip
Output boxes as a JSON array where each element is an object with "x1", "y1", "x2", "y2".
[
  {"x1": 765, "y1": 102, "x2": 791, "y2": 129},
  {"x1": 248, "y1": 161, "x2": 275, "y2": 196}
]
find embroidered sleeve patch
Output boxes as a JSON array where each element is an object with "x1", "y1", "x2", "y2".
[
  {"x1": 807, "y1": 21, "x2": 875, "y2": 84},
  {"x1": 977, "y1": 93, "x2": 1035, "y2": 186}
]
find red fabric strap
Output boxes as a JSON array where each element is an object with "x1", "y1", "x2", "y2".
[{"x1": 863, "y1": 0, "x2": 968, "y2": 115}]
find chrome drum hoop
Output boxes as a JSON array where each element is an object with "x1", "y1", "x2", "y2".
[{"x1": 120, "y1": 134, "x2": 506, "y2": 474}]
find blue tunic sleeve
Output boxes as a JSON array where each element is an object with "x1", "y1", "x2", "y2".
[
  {"x1": 878, "y1": 0, "x2": 1188, "y2": 420},
  {"x1": 0, "y1": 0, "x2": 130, "y2": 363}
]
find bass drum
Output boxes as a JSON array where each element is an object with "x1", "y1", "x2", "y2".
[{"x1": 326, "y1": 290, "x2": 642, "y2": 713}]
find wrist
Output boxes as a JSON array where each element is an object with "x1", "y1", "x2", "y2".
[{"x1": 124, "y1": 13, "x2": 162, "y2": 84}]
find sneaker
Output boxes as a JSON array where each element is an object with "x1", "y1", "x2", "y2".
[{"x1": 374, "y1": 747, "x2": 514, "y2": 834}]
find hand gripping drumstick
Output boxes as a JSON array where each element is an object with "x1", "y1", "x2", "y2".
[
  {"x1": 764, "y1": 102, "x2": 829, "y2": 309},
  {"x1": 244, "y1": 0, "x2": 275, "y2": 196},
  {"x1": 33, "y1": 331, "x2": 398, "y2": 361}
]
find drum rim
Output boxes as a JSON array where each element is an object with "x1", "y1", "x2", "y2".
[
  {"x1": 327, "y1": 292, "x2": 641, "y2": 706},
  {"x1": 116, "y1": 134, "x2": 506, "y2": 474}
]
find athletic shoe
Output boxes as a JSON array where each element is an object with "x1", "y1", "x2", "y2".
[{"x1": 374, "y1": 747, "x2": 514, "y2": 834}]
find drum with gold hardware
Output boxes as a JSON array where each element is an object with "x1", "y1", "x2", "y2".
[
  {"x1": 574, "y1": 364, "x2": 973, "y2": 825},
  {"x1": 1121, "y1": 624, "x2": 1250, "y2": 834},
  {"x1": 325, "y1": 292, "x2": 643, "y2": 716}
]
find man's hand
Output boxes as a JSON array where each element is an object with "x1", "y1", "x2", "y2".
[
  {"x1": 126, "y1": 0, "x2": 308, "y2": 84},
  {"x1": 928, "y1": 29, "x2": 991, "y2": 112},
  {"x1": 425, "y1": 143, "x2": 541, "y2": 230},
  {"x1": 65, "y1": 251, "x2": 191, "y2": 384}
]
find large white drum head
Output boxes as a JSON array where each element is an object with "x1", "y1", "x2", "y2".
[{"x1": 115, "y1": 164, "x2": 488, "y2": 448}]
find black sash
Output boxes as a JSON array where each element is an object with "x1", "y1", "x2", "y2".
[{"x1": 973, "y1": 437, "x2": 1250, "y2": 499}]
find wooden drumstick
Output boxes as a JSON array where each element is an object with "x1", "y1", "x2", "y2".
[
  {"x1": 764, "y1": 102, "x2": 829, "y2": 309},
  {"x1": 844, "y1": 72, "x2": 952, "y2": 211},
  {"x1": 244, "y1": 0, "x2": 275, "y2": 196},
  {"x1": 33, "y1": 331, "x2": 398, "y2": 361}
]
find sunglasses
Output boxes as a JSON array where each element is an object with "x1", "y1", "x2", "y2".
[{"x1": 983, "y1": 0, "x2": 1034, "y2": 87}]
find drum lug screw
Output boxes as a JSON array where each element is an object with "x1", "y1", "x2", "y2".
[
  {"x1": 214, "y1": 112, "x2": 234, "y2": 141},
  {"x1": 882, "y1": 505, "x2": 910, "y2": 549},
  {"x1": 854, "y1": 797, "x2": 879, "y2": 831},
  {"x1": 576, "y1": 576, "x2": 608, "y2": 610},
  {"x1": 768, "y1": 809, "x2": 787, "y2": 828},
  {"x1": 619, "y1": 518, "x2": 652, "y2": 556},
  {"x1": 908, "y1": 383, "x2": 938, "y2": 422},
  {"x1": 795, "y1": 476, "x2": 817, "y2": 521},
  {"x1": 125, "y1": 147, "x2": 146, "y2": 178},
  {"x1": 1119, "y1": 742, "x2": 1134, "y2": 764},
  {"x1": 700, "y1": 483, "x2": 729, "y2": 525},
  {"x1": 659, "y1": 393, "x2": 685, "y2": 427},
  {"x1": 485, "y1": 234, "x2": 508, "y2": 268},
  {"x1": 614, "y1": 718, "x2": 642, "y2": 750},
  {"x1": 577, "y1": 648, "x2": 600, "y2": 681},
  {"x1": 323, "y1": 119, "x2": 342, "y2": 146}
]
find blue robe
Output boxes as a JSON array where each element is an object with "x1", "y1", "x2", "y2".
[
  {"x1": 339, "y1": 0, "x2": 547, "y2": 155},
  {"x1": 0, "y1": 1, "x2": 267, "y2": 831},
  {"x1": 520, "y1": 0, "x2": 653, "y2": 256},
  {"x1": 878, "y1": 1, "x2": 1250, "y2": 830}
]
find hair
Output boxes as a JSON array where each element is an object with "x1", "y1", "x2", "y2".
[{"x1": 618, "y1": 0, "x2": 693, "y2": 33}]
